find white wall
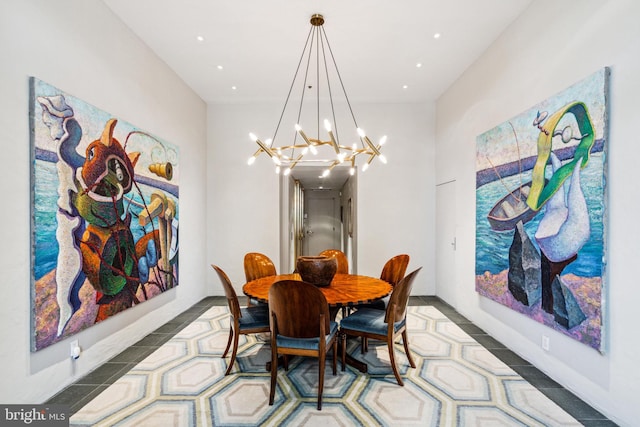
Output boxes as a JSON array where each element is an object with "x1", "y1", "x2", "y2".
[
  {"x1": 435, "y1": 0, "x2": 640, "y2": 425},
  {"x1": 208, "y1": 101, "x2": 436, "y2": 295},
  {"x1": 0, "y1": 0, "x2": 208, "y2": 403}
]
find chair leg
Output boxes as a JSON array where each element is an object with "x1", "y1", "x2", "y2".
[
  {"x1": 332, "y1": 339, "x2": 337, "y2": 375},
  {"x1": 341, "y1": 332, "x2": 347, "y2": 371},
  {"x1": 269, "y1": 349, "x2": 278, "y2": 406},
  {"x1": 225, "y1": 329, "x2": 240, "y2": 376},
  {"x1": 318, "y1": 352, "x2": 326, "y2": 410},
  {"x1": 388, "y1": 338, "x2": 404, "y2": 386},
  {"x1": 402, "y1": 330, "x2": 416, "y2": 368},
  {"x1": 222, "y1": 326, "x2": 233, "y2": 358}
]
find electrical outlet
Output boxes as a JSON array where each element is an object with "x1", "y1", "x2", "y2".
[{"x1": 541, "y1": 335, "x2": 550, "y2": 351}]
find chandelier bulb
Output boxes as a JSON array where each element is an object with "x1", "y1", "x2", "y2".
[
  {"x1": 362, "y1": 163, "x2": 369, "y2": 172},
  {"x1": 379, "y1": 154, "x2": 388, "y2": 164},
  {"x1": 249, "y1": 132, "x2": 258, "y2": 142},
  {"x1": 310, "y1": 146, "x2": 318, "y2": 155},
  {"x1": 275, "y1": 165, "x2": 281, "y2": 174},
  {"x1": 284, "y1": 168, "x2": 291, "y2": 176},
  {"x1": 324, "y1": 119, "x2": 332, "y2": 132},
  {"x1": 247, "y1": 156, "x2": 256, "y2": 166},
  {"x1": 379, "y1": 135, "x2": 387, "y2": 146},
  {"x1": 272, "y1": 156, "x2": 281, "y2": 166},
  {"x1": 357, "y1": 128, "x2": 366, "y2": 138},
  {"x1": 322, "y1": 169, "x2": 331, "y2": 177},
  {"x1": 350, "y1": 167, "x2": 355, "y2": 175},
  {"x1": 265, "y1": 138, "x2": 273, "y2": 147}
]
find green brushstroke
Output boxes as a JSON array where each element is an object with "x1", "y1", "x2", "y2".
[{"x1": 526, "y1": 102, "x2": 595, "y2": 211}]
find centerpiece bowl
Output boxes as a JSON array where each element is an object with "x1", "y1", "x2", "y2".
[{"x1": 296, "y1": 255, "x2": 337, "y2": 287}]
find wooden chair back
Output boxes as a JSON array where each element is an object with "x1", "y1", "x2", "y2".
[
  {"x1": 268, "y1": 280, "x2": 330, "y2": 339},
  {"x1": 385, "y1": 267, "x2": 422, "y2": 325},
  {"x1": 212, "y1": 264, "x2": 241, "y2": 318},
  {"x1": 244, "y1": 252, "x2": 277, "y2": 282},
  {"x1": 380, "y1": 254, "x2": 410, "y2": 287},
  {"x1": 319, "y1": 249, "x2": 349, "y2": 274}
]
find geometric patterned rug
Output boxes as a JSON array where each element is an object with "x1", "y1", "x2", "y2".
[{"x1": 69, "y1": 306, "x2": 582, "y2": 426}]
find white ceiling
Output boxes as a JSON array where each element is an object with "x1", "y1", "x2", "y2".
[{"x1": 102, "y1": 0, "x2": 533, "y2": 188}]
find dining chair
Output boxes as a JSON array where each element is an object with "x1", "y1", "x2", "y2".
[
  {"x1": 357, "y1": 254, "x2": 410, "y2": 312},
  {"x1": 268, "y1": 279, "x2": 339, "y2": 410},
  {"x1": 339, "y1": 267, "x2": 422, "y2": 386},
  {"x1": 380, "y1": 254, "x2": 410, "y2": 287},
  {"x1": 212, "y1": 264, "x2": 270, "y2": 375},
  {"x1": 318, "y1": 249, "x2": 350, "y2": 318},
  {"x1": 244, "y1": 252, "x2": 277, "y2": 281},
  {"x1": 243, "y1": 252, "x2": 277, "y2": 306},
  {"x1": 318, "y1": 249, "x2": 349, "y2": 274}
]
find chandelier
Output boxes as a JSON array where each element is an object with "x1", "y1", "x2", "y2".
[{"x1": 247, "y1": 14, "x2": 387, "y2": 177}]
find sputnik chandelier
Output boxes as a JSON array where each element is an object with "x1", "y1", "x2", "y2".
[{"x1": 248, "y1": 13, "x2": 387, "y2": 177}]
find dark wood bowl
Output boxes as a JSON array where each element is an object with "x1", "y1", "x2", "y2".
[{"x1": 296, "y1": 256, "x2": 337, "y2": 287}]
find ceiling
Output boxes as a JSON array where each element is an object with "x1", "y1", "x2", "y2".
[{"x1": 102, "y1": 0, "x2": 532, "y2": 189}]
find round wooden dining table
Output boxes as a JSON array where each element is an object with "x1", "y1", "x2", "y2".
[
  {"x1": 242, "y1": 273, "x2": 392, "y2": 308},
  {"x1": 243, "y1": 273, "x2": 392, "y2": 373}
]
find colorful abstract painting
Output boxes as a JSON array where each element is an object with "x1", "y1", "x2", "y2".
[
  {"x1": 30, "y1": 77, "x2": 179, "y2": 351},
  {"x1": 475, "y1": 68, "x2": 609, "y2": 352}
]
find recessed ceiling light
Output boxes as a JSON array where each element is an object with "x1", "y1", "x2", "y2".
[
  {"x1": 217, "y1": 65, "x2": 223, "y2": 70},
  {"x1": 231, "y1": 86, "x2": 237, "y2": 90},
  {"x1": 196, "y1": 35, "x2": 204, "y2": 42},
  {"x1": 402, "y1": 85, "x2": 409, "y2": 89},
  {"x1": 416, "y1": 63, "x2": 422, "y2": 68},
  {"x1": 433, "y1": 33, "x2": 441, "y2": 39}
]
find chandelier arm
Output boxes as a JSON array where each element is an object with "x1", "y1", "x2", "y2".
[{"x1": 272, "y1": 25, "x2": 315, "y2": 145}]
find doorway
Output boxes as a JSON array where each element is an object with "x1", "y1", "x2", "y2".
[
  {"x1": 436, "y1": 180, "x2": 457, "y2": 306},
  {"x1": 303, "y1": 190, "x2": 342, "y2": 255},
  {"x1": 280, "y1": 166, "x2": 355, "y2": 273}
]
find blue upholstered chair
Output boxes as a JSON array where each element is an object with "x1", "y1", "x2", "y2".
[
  {"x1": 268, "y1": 280, "x2": 338, "y2": 410},
  {"x1": 340, "y1": 267, "x2": 421, "y2": 386},
  {"x1": 212, "y1": 264, "x2": 270, "y2": 375}
]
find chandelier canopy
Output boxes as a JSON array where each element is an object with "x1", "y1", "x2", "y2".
[{"x1": 248, "y1": 14, "x2": 387, "y2": 177}]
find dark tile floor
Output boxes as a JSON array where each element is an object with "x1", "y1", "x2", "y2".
[{"x1": 47, "y1": 296, "x2": 617, "y2": 425}]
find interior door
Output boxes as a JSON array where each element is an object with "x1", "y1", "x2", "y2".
[
  {"x1": 303, "y1": 191, "x2": 341, "y2": 255},
  {"x1": 436, "y1": 180, "x2": 457, "y2": 306}
]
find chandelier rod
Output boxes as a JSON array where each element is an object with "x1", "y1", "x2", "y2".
[
  {"x1": 319, "y1": 25, "x2": 341, "y2": 147},
  {"x1": 287, "y1": 25, "x2": 317, "y2": 159},
  {"x1": 320, "y1": 25, "x2": 360, "y2": 130},
  {"x1": 272, "y1": 25, "x2": 315, "y2": 146}
]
